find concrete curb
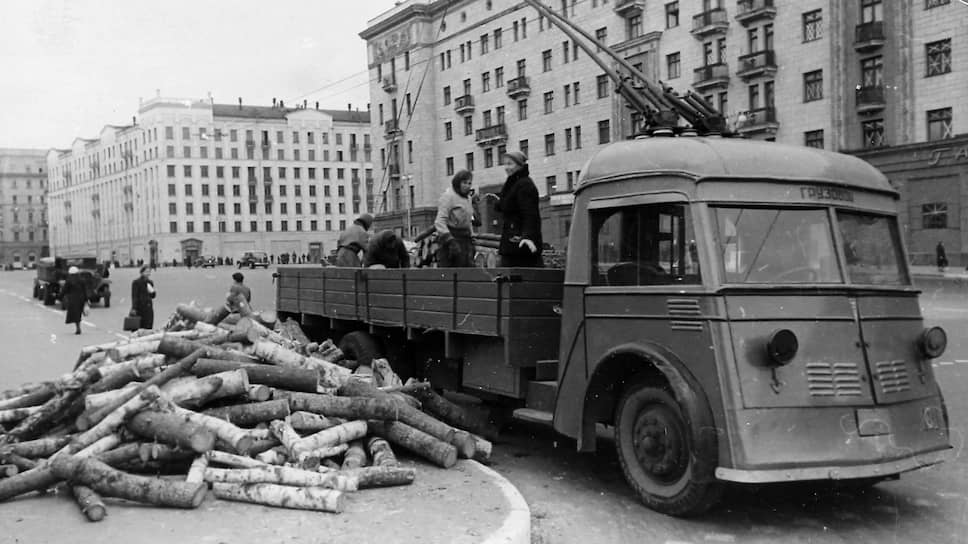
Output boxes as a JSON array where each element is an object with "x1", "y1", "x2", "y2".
[{"x1": 471, "y1": 460, "x2": 532, "y2": 544}]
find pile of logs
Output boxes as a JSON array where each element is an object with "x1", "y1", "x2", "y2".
[{"x1": 0, "y1": 296, "x2": 496, "y2": 520}]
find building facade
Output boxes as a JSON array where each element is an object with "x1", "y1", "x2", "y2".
[
  {"x1": 360, "y1": 0, "x2": 968, "y2": 253},
  {"x1": 0, "y1": 148, "x2": 49, "y2": 267},
  {"x1": 47, "y1": 97, "x2": 373, "y2": 266}
]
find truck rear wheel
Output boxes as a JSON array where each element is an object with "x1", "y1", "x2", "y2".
[
  {"x1": 43, "y1": 288, "x2": 55, "y2": 306},
  {"x1": 338, "y1": 331, "x2": 381, "y2": 370},
  {"x1": 614, "y1": 384, "x2": 722, "y2": 516}
]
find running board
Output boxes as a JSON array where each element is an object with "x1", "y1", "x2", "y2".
[{"x1": 512, "y1": 408, "x2": 554, "y2": 426}]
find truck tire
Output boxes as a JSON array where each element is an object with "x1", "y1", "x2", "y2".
[
  {"x1": 338, "y1": 331, "x2": 381, "y2": 370},
  {"x1": 614, "y1": 384, "x2": 723, "y2": 517},
  {"x1": 43, "y1": 288, "x2": 55, "y2": 306}
]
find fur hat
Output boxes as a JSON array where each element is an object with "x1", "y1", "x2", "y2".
[
  {"x1": 504, "y1": 150, "x2": 528, "y2": 167},
  {"x1": 355, "y1": 213, "x2": 374, "y2": 229}
]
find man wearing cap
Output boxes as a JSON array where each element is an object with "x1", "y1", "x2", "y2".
[
  {"x1": 488, "y1": 150, "x2": 543, "y2": 267},
  {"x1": 336, "y1": 213, "x2": 373, "y2": 267},
  {"x1": 61, "y1": 266, "x2": 88, "y2": 335}
]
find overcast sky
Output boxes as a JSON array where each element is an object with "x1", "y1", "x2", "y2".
[{"x1": 0, "y1": 0, "x2": 395, "y2": 149}]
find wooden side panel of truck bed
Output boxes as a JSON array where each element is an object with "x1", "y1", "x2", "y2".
[{"x1": 277, "y1": 266, "x2": 564, "y2": 369}]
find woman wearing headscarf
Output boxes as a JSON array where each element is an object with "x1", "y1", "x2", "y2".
[
  {"x1": 61, "y1": 266, "x2": 88, "y2": 335},
  {"x1": 490, "y1": 151, "x2": 543, "y2": 267},
  {"x1": 434, "y1": 169, "x2": 475, "y2": 267}
]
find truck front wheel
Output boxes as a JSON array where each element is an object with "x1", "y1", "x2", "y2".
[
  {"x1": 338, "y1": 331, "x2": 381, "y2": 370},
  {"x1": 614, "y1": 384, "x2": 722, "y2": 517}
]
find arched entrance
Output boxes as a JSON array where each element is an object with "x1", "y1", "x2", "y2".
[{"x1": 180, "y1": 238, "x2": 203, "y2": 265}]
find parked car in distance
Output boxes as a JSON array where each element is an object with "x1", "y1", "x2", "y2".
[
  {"x1": 238, "y1": 251, "x2": 270, "y2": 269},
  {"x1": 195, "y1": 255, "x2": 217, "y2": 268}
]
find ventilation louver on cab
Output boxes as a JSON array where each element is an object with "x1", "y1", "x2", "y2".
[
  {"x1": 875, "y1": 359, "x2": 911, "y2": 394},
  {"x1": 805, "y1": 361, "x2": 863, "y2": 397}
]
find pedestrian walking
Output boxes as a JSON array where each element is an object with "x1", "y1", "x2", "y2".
[
  {"x1": 336, "y1": 213, "x2": 373, "y2": 267},
  {"x1": 434, "y1": 169, "x2": 476, "y2": 267},
  {"x1": 936, "y1": 241, "x2": 948, "y2": 272},
  {"x1": 131, "y1": 265, "x2": 157, "y2": 330},
  {"x1": 488, "y1": 151, "x2": 543, "y2": 267},
  {"x1": 61, "y1": 266, "x2": 88, "y2": 335}
]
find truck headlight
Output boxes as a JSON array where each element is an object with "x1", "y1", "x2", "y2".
[
  {"x1": 766, "y1": 329, "x2": 798, "y2": 366},
  {"x1": 918, "y1": 327, "x2": 947, "y2": 359}
]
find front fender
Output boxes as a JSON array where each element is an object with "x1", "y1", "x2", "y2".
[{"x1": 582, "y1": 342, "x2": 720, "y2": 481}]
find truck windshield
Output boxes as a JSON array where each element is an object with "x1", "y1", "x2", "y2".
[
  {"x1": 714, "y1": 207, "x2": 841, "y2": 284},
  {"x1": 836, "y1": 211, "x2": 909, "y2": 285}
]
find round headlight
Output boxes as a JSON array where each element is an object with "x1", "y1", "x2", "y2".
[
  {"x1": 919, "y1": 327, "x2": 947, "y2": 359},
  {"x1": 766, "y1": 329, "x2": 799, "y2": 366}
]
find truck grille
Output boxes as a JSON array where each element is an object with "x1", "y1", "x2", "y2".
[
  {"x1": 875, "y1": 359, "x2": 910, "y2": 393},
  {"x1": 805, "y1": 362, "x2": 863, "y2": 397}
]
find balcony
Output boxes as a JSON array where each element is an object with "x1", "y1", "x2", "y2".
[
  {"x1": 387, "y1": 164, "x2": 401, "y2": 179},
  {"x1": 614, "y1": 0, "x2": 645, "y2": 17},
  {"x1": 736, "y1": 0, "x2": 776, "y2": 26},
  {"x1": 693, "y1": 63, "x2": 730, "y2": 92},
  {"x1": 735, "y1": 107, "x2": 779, "y2": 135},
  {"x1": 384, "y1": 119, "x2": 401, "y2": 138},
  {"x1": 692, "y1": 8, "x2": 729, "y2": 37},
  {"x1": 382, "y1": 77, "x2": 397, "y2": 93},
  {"x1": 248, "y1": 193, "x2": 258, "y2": 203},
  {"x1": 476, "y1": 124, "x2": 507, "y2": 146},
  {"x1": 854, "y1": 21, "x2": 885, "y2": 52},
  {"x1": 264, "y1": 194, "x2": 274, "y2": 203},
  {"x1": 454, "y1": 94, "x2": 475, "y2": 114},
  {"x1": 855, "y1": 85, "x2": 886, "y2": 113},
  {"x1": 263, "y1": 176, "x2": 273, "y2": 185},
  {"x1": 506, "y1": 76, "x2": 531, "y2": 98},
  {"x1": 245, "y1": 139, "x2": 255, "y2": 148},
  {"x1": 736, "y1": 50, "x2": 777, "y2": 80}
]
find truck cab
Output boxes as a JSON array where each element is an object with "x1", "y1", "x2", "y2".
[{"x1": 551, "y1": 136, "x2": 950, "y2": 514}]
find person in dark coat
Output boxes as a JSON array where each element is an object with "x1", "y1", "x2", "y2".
[
  {"x1": 336, "y1": 214, "x2": 373, "y2": 267},
  {"x1": 489, "y1": 150, "x2": 543, "y2": 267},
  {"x1": 62, "y1": 266, "x2": 88, "y2": 335},
  {"x1": 936, "y1": 241, "x2": 948, "y2": 272},
  {"x1": 364, "y1": 230, "x2": 411, "y2": 269},
  {"x1": 131, "y1": 265, "x2": 157, "y2": 330}
]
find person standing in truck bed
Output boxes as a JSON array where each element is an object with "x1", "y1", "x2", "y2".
[
  {"x1": 335, "y1": 213, "x2": 373, "y2": 267},
  {"x1": 434, "y1": 169, "x2": 476, "y2": 267},
  {"x1": 489, "y1": 151, "x2": 543, "y2": 267}
]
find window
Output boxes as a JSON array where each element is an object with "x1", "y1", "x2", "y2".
[
  {"x1": 494, "y1": 28, "x2": 503, "y2": 49},
  {"x1": 861, "y1": 0, "x2": 882, "y2": 23},
  {"x1": 565, "y1": 128, "x2": 573, "y2": 151},
  {"x1": 562, "y1": 41, "x2": 570, "y2": 64},
  {"x1": 861, "y1": 56, "x2": 883, "y2": 87},
  {"x1": 182, "y1": 127, "x2": 190, "y2": 139},
  {"x1": 518, "y1": 99, "x2": 528, "y2": 121},
  {"x1": 183, "y1": 165, "x2": 192, "y2": 177},
  {"x1": 804, "y1": 130, "x2": 824, "y2": 149},
  {"x1": 200, "y1": 166, "x2": 209, "y2": 178},
  {"x1": 483, "y1": 110, "x2": 492, "y2": 127},
  {"x1": 484, "y1": 147, "x2": 494, "y2": 168},
  {"x1": 573, "y1": 81, "x2": 580, "y2": 104},
  {"x1": 598, "y1": 120, "x2": 611, "y2": 144},
  {"x1": 218, "y1": 202, "x2": 226, "y2": 214},
  {"x1": 265, "y1": 221, "x2": 273, "y2": 232},
  {"x1": 574, "y1": 125, "x2": 582, "y2": 149},
  {"x1": 803, "y1": 70, "x2": 823, "y2": 102},
  {"x1": 443, "y1": 86, "x2": 451, "y2": 105},
  {"x1": 250, "y1": 221, "x2": 258, "y2": 232},
  {"x1": 445, "y1": 122, "x2": 453, "y2": 141},
  {"x1": 517, "y1": 59, "x2": 527, "y2": 77},
  {"x1": 166, "y1": 126, "x2": 174, "y2": 139},
  {"x1": 838, "y1": 212, "x2": 907, "y2": 285},
  {"x1": 544, "y1": 91, "x2": 554, "y2": 114},
  {"x1": 446, "y1": 157, "x2": 455, "y2": 176},
  {"x1": 926, "y1": 39, "x2": 952, "y2": 77},
  {"x1": 803, "y1": 9, "x2": 822, "y2": 42},
  {"x1": 520, "y1": 139, "x2": 529, "y2": 158},
  {"x1": 482, "y1": 72, "x2": 491, "y2": 92},
  {"x1": 926, "y1": 0, "x2": 950, "y2": 7},
  {"x1": 542, "y1": 50, "x2": 552, "y2": 72},
  {"x1": 667, "y1": 53, "x2": 681, "y2": 79},
  {"x1": 546, "y1": 175, "x2": 557, "y2": 194},
  {"x1": 466, "y1": 152, "x2": 475, "y2": 171},
  {"x1": 922, "y1": 202, "x2": 949, "y2": 229},
  {"x1": 597, "y1": 74, "x2": 609, "y2": 98},
  {"x1": 184, "y1": 183, "x2": 193, "y2": 196},
  {"x1": 544, "y1": 133, "x2": 556, "y2": 156},
  {"x1": 927, "y1": 108, "x2": 954, "y2": 141},
  {"x1": 166, "y1": 146, "x2": 175, "y2": 158},
  {"x1": 595, "y1": 27, "x2": 607, "y2": 49},
  {"x1": 168, "y1": 203, "x2": 176, "y2": 215},
  {"x1": 169, "y1": 221, "x2": 178, "y2": 233},
  {"x1": 481, "y1": 34, "x2": 489, "y2": 54},
  {"x1": 495, "y1": 67, "x2": 504, "y2": 87},
  {"x1": 666, "y1": 2, "x2": 679, "y2": 28},
  {"x1": 748, "y1": 84, "x2": 761, "y2": 109},
  {"x1": 627, "y1": 14, "x2": 643, "y2": 40},
  {"x1": 592, "y1": 203, "x2": 701, "y2": 286},
  {"x1": 217, "y1": 184, "x2": 225, "y2": 196},
  {"x1": 232, "y1": 166, "x2": 240, "y2": 179},
  {"x1": 167, "y1": 165, "x2": 176, "y2": 178},
  {"x1": 232, "y1": 184, "x2": 241, "y2": 196},
  {"x1": 464, "y1": 116, "x2": 473, "y2": 136},
  {"x1": 186, "y1": 221, "x2": 194, "y2": 233},
  {"x1": 862, "y1": 119, "x2": 885, "y2": 148}
]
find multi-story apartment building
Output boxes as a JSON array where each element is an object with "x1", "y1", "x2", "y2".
[
  {"x1": 360, "y1": 0, "x2": 968, "y2": 259},
  {"x1": 47, "y1": 96, "x2": 373, "y2": 266},
  {"x1": 0, "y1": 148, "x2": 49, "y2": 268}
]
